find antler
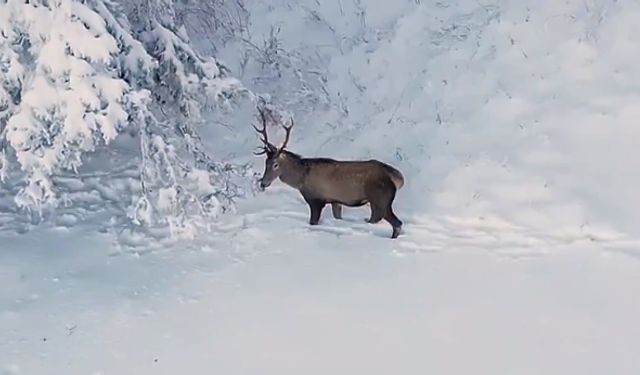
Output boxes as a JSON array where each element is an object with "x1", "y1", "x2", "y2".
[
  {"x1": 253, "y1": 107, "x2": 271, "y2": 155},
  {"x1": 277, "y1": 117, "x2": 294, "y2": 154},
  {"x1": 252, "y1": 104, "x2": 295, "y2": 156}
]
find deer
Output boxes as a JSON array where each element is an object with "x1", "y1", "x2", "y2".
[{"x1": 253, "y1": 108, "x2": 405, "y2": 238}]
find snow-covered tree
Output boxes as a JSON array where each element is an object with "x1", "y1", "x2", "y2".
[{"x1": 0, "y1": 0, "x2": 253, "y2": 237}]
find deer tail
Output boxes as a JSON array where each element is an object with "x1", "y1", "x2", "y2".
[{"x1": 383, "y1": 164, "x2": 405, "y2": 190}]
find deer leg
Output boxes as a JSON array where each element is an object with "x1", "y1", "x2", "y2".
[
  {"x1": 382, "y1": 186, "x2": 402, "y2": 238},
  {"x1": 307, "y1": 200, "x2": 325, "y2": 225},
  {"x1": 384, "y1": 208, "x2": 403, "y2": 239},
  {"x1": 331, "y1": 203, "x2": 343, "y2": 219},
  {"x1": 367, "y1": 180, "x2": 402, "y2": 238},
  {"x1": 366, "y1": 203, "x2": 384, "y2": 224}
]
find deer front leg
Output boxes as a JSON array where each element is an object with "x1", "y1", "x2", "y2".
[
  {"x1": 331, "y1": 203, "x2": 343, "y2": 219},
  {"x1": 304, "y1": 198, "x2": 325, "y2": 225}
]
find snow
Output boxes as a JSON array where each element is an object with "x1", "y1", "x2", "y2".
[
  {"x1": 3, "y1": 0, "x2": 640, "y2": 373},
  {"x1": 238, "y1": 0, "x2": 640, "y2": 239},
  {"x1": 3, "y1": 190, "x2": 640, "y2": 374}
]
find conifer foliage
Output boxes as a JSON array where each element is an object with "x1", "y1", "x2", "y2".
[{"x1": 0, "y1": 0, "x2": 250, "y2": 236}]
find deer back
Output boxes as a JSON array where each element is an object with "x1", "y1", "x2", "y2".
[{"x1": 300, "y1": 159, "x2": 403, "y2": 204}]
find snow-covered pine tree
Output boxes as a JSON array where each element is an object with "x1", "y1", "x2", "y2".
[{"x1": 0, "y1": 0, "x2": 252, "y2": 237}]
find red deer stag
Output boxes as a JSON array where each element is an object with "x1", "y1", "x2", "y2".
[{"x1": 254, "y1": 108, "x2": 405, "y2": 238}]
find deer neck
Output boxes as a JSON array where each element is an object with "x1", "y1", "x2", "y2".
[{"x1": 278, "y1": 151, "x2": 306, "y2": 189}]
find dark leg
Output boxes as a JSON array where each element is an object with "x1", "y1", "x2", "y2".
[
  {"x1": 331, "y1": 203, "x2": 343, "y2": 219},
  {"x1": 366, "y1": 203, "x2": 384, "y2": 224},
  {"x1": 366, "y1": 180, "x2": 402, "y2": 238},
  {"x1": 307, "y1": 200, "x2": 325, "y2": 225},
  {"x1": 384, "y1": 209, "x2": 403, "y2": 239}
]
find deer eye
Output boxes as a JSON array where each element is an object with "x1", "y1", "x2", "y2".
[{"x1": 272, "y1": 161, "x2": 279, "y2": 170}]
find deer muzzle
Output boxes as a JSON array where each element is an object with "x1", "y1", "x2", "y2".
[{"x1": 259, "y1": 179, "x2": 270, "y2": 190}]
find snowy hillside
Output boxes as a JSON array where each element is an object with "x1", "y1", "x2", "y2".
[
  {"x1": 220, "y1": 0, "x2": 640, "y2": 239},
  {"x1": 3, "y1": 0, "x2": 640, "y2": 374}
]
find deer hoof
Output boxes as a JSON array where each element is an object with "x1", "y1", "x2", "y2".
[{"x1": 391, "y1": 227, "x2": 401, "y2": 239}]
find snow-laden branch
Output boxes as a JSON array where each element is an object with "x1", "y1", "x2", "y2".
[{"x1": 0, "y1": 0, "x2": 252, "y2": 236}]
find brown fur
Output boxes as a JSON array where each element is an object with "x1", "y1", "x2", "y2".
[{"x1": 260, "y1": 150, "x2": 405, "y2": 238}]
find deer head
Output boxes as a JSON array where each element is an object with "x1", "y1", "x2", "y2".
[{"x1": 253, "y1": 107, "x2": 294, "y2": 189}]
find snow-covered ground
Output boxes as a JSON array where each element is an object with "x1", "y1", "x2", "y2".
[
  {"x1": 3, "y1": 0, "x2": 640, "y2": 373},
  {"x1": 3, "y1": 186, "x2": 640, "y2": 374}
]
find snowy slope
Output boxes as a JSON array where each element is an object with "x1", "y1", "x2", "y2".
[
  {"x1": 3, "y1": 0, "x2": 640, "y2": 374},
  {"x1": 214, "y1": 0, "x2": 640, "y2": 239}
]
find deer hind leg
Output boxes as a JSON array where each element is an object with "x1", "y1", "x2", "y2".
[
  {"x1": 331, "y1": 203, "x2": 343, "y2": 219},
  {"x1": 365, "y1": 180, "x2": 391, "y2": 224},
  {"x1": 366, "y1": 203, "x2": 385, "y2": 224},
  {"x1": 383, "y1": 186, "x2": 402, "y2": 238},
  {"x1": 367, "y1": 180, "x2": 402, "y2": 238},
  {"x1": 384, "y1": 208, "x2": 403, "y2": 239}
]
